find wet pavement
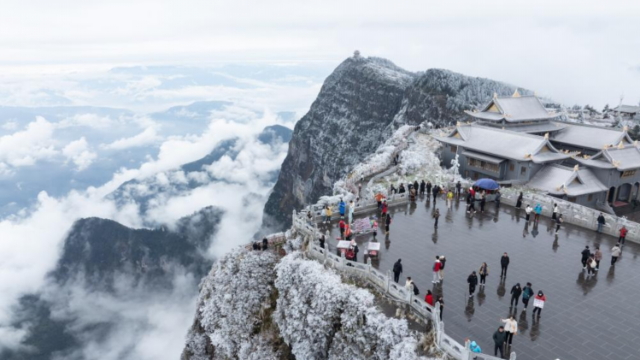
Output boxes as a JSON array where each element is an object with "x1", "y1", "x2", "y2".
[{"x1": 322, "y1": 194, "x2": 640, "y2": 360}]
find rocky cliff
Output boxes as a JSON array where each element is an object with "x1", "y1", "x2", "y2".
[{"x1": 263, "y1": 56, "x2": 528, "y2": 230}]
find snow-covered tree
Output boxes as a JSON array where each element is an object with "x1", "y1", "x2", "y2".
[{"x1": 273, "y1": 252, "x2": 433, "y2": 360}]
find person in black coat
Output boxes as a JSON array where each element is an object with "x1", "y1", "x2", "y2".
[
  {"x1": 262, "y1": 237, "x2": 268, "y2": 250},
  {"x1": 456, "y1": 181, "x2": 462, "y2": 197},
  {"x1": 393, "y1": 259, "x2": 403, "y2": 283},
  {"x1": 432, "y1": 185, "x2": 439, "y2": 204},
  {"x1": 385, "y1": 214, "x2": 392, "y2": 235},
  {"x1": 581, "y1": 245, "x2": 591, "y2": 269},
  {"x1": 252, "y1": 242, "x2": 259, "y2": 250},
  {"x1": 399, "y1": 184, "x2": 406, "y2": 194},
  {"x1": 510, "y1": 283, "x2": 522, "y2": 307},
  {"x1": 419, "y1": 180, "x2": 426, "y2": 195},
  {"x1": 413, "y1": 180, "x2": 419, "y2": 194},
  {"x1": 319, "y1": 235, "x2": 325, "y2": 249},
  {"x1": 500, "y1": 253, "x2": 510, "y2": 277},
  {"x1": 467, "y1": 271, "x2": 478, "y2": 297},
  {"x1": 493, "y1": 326, "x2": 507, "y2": 358},
  {"x1": 426, "y1": 182, "x2": 432, "y2": 199},
  {"x1": 516, "y1": 192, "x2": 523, "y2": 208}
]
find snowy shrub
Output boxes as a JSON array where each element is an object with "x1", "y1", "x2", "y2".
[
  {"x1": 274, "y1": 253, "x2": 431, "y2": 360},
  {"x1": 187, "y1": 248, "x2": 278, "y2": 359}
]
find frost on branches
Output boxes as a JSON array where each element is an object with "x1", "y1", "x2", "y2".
[
  {"x1": 273, "y1": 253, "x2": 433, "y2": 360},
  {"x1": 182, "y1": 248, "x2": 279, "y2": 360}
]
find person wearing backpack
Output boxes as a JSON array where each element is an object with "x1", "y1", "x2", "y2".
[
  {"x1": 522, "y1": 282, "x2": 534, "y2": 309},
  {"x1": 594, "y1": 246, "x2": 603, "y2": 270},
  {"x1": 467, "y1": 271, "x2": 478, "y2": 297},
  {"x1": 412, "y1": 282, "x2": 420, "y2": 296},
  {"x1": 432, "y1": 256, "x2": 442, "y2": 284},
  {"x1": 433, "y1": 208, "x2": 440, "y2": 228},
  {"x1": 392, "y1": 259, "x2": 403, "y2": 283}
]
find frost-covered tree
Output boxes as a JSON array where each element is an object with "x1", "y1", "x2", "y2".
[
  {"x1": 273, "y1": 252, "x2": 433, "y2": 360},
  {"x1": 183, "y1": 248, "x2": 279, "y2": 360}
]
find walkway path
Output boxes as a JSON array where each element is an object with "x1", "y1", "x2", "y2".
[{"x1": 321, "y1": 196, "x2": 640, "y2": 360}]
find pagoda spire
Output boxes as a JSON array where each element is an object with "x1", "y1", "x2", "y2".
[{"x1": 512, "y1": 88, "x2": 521, "y2": 98}]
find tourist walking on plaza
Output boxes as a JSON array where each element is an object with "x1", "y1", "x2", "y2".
[
  {"x1": 522, "y1": 282, "x2": 533, "y2": 309},
  {"x1": 611, "y1": 243, "x2": 622, "y2": 265},
  {"x1": 439, "y1": 255, "x2": 446, "y2": 280},
  {"x1": 382, "y1": 200, "x2": 388, "y2": 217},
  {"x1": 432, "y1": 256, "x2": 442, "y2": 284},
  {"x1": 321, "y1": 206, "x2": 328, "y2": 223},
  {"x1": 586, "y1": 254, "x2": 597, "y2": 276},
  {"x1": 410, "y1": 186, "x2": 416, "y2": 202},
  {"x1": 532, "y1": 291, "x2": 546, "y2": 317},
  {"x1": 376, "y1": 192, "x2": 385, "y2": 208},
  {"x1": 501, "y1": 315, "x2": 518, "y2": 347},
  {"x1": 555, "y1": 214, "x2": 563, "y2": 235},
  {"x1": 413, "y1": 180, "x2": 419, "y2": 193},
  {"x1": 594, "y1": 246, "x2": 602, "y2": 270},
  {"x1": 467, "y1": 271, "x2": 478, "y2": 297},
  {"x1": 479, "y1": 262, "x2": 489, "y2": 286},
  {"x1": 339, "y1": 219, "x2": 346, "y2": 238},
  {"x1": 433, "y1": 208, "x2": 440, "y2": 228},
  {"x1": 495, "y1": 190, "x2": 501, "y2": 208},
  {"x1": 447, "y1": 189, "x2": 453, "y2": 208},
  {"x1": 493, "y1": 326, "x2": 507, "y2": 358},
  {"x1": 426, "y1": 181, "x2": 432, "y2": 199},
  {"x1": 619, "y1": 225, "x2": 627, "y2": 245},
  {"x1": 467, "y1": 190, "x2": 476, "y2": 214},
  {"x1": 552, "y1": 203, "x2": 559, "y2": 220},
  {"x1": 510, "y1": 283, "x2": 522, "y2": 307},
  {"x1": 480, "y1": 193, "x2": 486, "y2": 213},
  {"x1": 425, "y1": 290, "x2": 434, "y2": 306},
  {"x1": 326, "y1": 206, "x2": 332, "y2": 222},
  {"x1": 516, "y1": 192, "x2": 523, "y2": 209},
  {"x1": 534, "y1": 203, "x2": 542, "y2": 222},
  {"x1": 500, "y1": 252, "x2": 510, "y2": 277},
  {"x1": 432, "y1": 185, "x2": 439, "y2": 205},
  {"x1": 339, "y1": 199, "x2": 346, "y2": 217},
  {"x1": 437, "y1": 296, "x2": 444, "y2": 321},
  {"x1": 525, "y1": 204, "x2": 532, "y2": 221},
  {"x1": 597, "y1": 212, "x2": 605, "y2": 233},
  {"x1": 420, "y1": 180, "x2": 425, "y2": 195},
  {"x1": 385, "y1": 214, "x2": 392, "y2": 235},
  {"x1": 581, "y1": 246, "x2": 591, "y2": 269},
  {"x1": 393, "y1": 259, "x2": 403, "y2": 283},
  {"x1": 456, "y1": 181, "x2": 462, "y2": 197}
]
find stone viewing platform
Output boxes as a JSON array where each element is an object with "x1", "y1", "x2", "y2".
[{"x1": 294, "y1": 193, "x2": 640, "y2": 360}]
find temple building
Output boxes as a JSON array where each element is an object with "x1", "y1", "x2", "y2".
[{"x1": 436, "y1": 91, "x2": 640, "y2": 213}]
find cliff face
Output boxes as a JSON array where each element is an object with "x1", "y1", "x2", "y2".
[
  {"x1": 263, "y1": 57, "x2": 527, "y2": 230},
  {"x1": 262, "y1": 57, "x2": 416, "y2": 229}
]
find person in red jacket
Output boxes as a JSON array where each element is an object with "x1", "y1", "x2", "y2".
[
  {"x1": 432, "y1": 256, "x2": 442, "y2": 284},
  {"x1": 382, "y1": 200, "x2": 388, "y2": 217},
  {"x1": 532, "y1": 290, "x2": 546, "y2": 318},
  {"x1": 339, "y1": 219, "x2": 346, "y2": 239},
  {"x1": 619, "y1": 226, "x2": 627, "y2": 246},
  {"x1": 425, "y1": 290, "x2": 434, "y2": 306}
]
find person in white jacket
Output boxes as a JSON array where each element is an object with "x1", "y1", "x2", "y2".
[
  {"x1": 525, "y1": 205, "x2": 532, "y2": 222},
  {"x1": 611, "y1": 243, "x2": 622, "y2": 265},
  {"x1": 348, "y1": 200, "x2": 355, "y2": 224},
  {"x1": 500, "y1": 315, "x2": 518, "y2": 347}
]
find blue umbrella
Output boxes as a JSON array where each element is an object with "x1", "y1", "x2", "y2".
[{"x1": 474, "y1": 178, "x2": 500, "y2": 190}]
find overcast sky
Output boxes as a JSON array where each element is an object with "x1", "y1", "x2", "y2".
[{"x1": 0, "y1": 0, "x2": 639, "y2": 107}]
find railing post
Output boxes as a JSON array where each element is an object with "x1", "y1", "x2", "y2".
[{"x1": 386, "y1": 270, "x2": 391, "y2": 294}]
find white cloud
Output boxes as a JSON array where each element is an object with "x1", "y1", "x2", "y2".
[
  {"x1": 62, "y1": 137, "x2": 97, "y2": 171},
  {"x1": 101, "y1": 127, "x2": 161, "y2": 150},
  {"x1": 2, "y1": 121, "x2": 18, "y2": 130},
  {"x1": 0, "y1": 116, "x2": 57, "y2": 167}
]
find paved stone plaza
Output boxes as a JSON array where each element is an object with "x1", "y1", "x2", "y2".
[{"x1": 323, "y1": 195, "x2": 640, "y2": 360}]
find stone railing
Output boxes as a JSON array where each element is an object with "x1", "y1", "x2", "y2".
[
  {"x1": 292, "y1": 211, "x2": 515, "y2": 360},
  {"x1": 500, "y1": 192, "x2": 640, "y2": 244},
  {"x1": 301, "y1": 191, "x2": 411, "y2": 225}
]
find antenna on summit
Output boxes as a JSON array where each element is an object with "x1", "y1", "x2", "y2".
[{"x1": 353, "y1": 50, "x2": 361, "y2": 59}]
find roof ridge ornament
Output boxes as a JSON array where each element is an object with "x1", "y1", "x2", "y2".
[
  {"x1": 612, "y1": 160, "x2": 621, "y2": 168},
  {"x1": 493, "y1": 92, "x2": 498, "y2": 99},
  {"x1": 512, "y1": 88, "x2": 521, "y2": 98},
  {"x1": 573, "y1": 164, "x2": 579, "y2": 172},
  {"x1": 603, "y1": 144, "x2": 610, "y2": 150},
  {"x1": 544, "y1": 132, "x2": 549, "y2": 139},
  {"x1": 623, "y1": 125, "x2": 629, "y2": 131},
  {"x1": 618, "y1": 141, "x2": 625, "y2": 149}
]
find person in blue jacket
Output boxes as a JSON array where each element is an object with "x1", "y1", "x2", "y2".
[
  {"x1": 468, "y1": 339, "x2": 482, "y2": 359},
  {"x1": 534, "y1": 203, "x2": 542, "y2": 222},
  {"x1": 339, "y1": 199, "x2": 346, "y2": 217}
]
